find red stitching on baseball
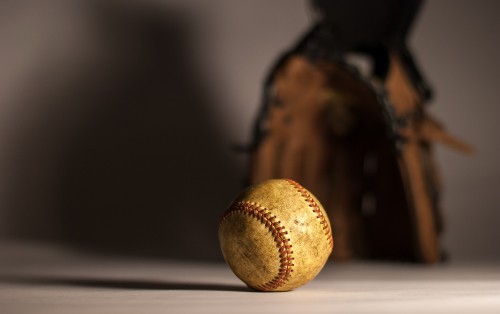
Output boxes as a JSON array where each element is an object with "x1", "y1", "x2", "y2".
[
  {"x1": 285, "y1": 179, "x2": 334, "y2": 250},
  {"x1": 219, "y1": 201, "x2": 293, "y2": 291}
]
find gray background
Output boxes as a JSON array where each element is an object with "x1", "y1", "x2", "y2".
[{"x1": 0, "y1": 0, "x2": 498, "y2": 261}]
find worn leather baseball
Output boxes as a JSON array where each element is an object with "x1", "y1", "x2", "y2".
[{"x1": 219, "y1": 179, "x2": 334, "y2": 291}]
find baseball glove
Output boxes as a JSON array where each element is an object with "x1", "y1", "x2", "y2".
[{"x1": 248, "y1": 20, "x2": 472, "y2": 263}]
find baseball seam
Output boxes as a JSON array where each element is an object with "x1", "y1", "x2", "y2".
[
  {"x1": 219, "y1": 201, "x2": 294, "y2": 291},
  {"x1": 286, "y1": 179, "x2": 334, "y2": 250}
]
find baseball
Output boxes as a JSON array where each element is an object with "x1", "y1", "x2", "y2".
[{"x1": 219, "y1": 179, "x2": 334, "y2": 291}]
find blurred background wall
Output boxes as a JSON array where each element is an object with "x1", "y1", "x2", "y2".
[{"x1": 0, "y1": 0, "x2": 498, "y2": 261}]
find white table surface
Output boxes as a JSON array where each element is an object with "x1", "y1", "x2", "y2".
[{"x1": 1, "y1": 241, "x2": 499, "y2": 314}]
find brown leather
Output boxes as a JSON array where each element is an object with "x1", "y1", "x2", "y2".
[{"x1": 249, "y1": 54, "x2": 472, "y2": 263}]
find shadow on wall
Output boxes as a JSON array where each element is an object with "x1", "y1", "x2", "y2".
[{"x1": 2, "y1": 1, "x2": 240, "y2": 261}]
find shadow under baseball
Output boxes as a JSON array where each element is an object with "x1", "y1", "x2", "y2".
[{"x1": 0, "y1": 275, "x2": 252, "y2": 292}]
